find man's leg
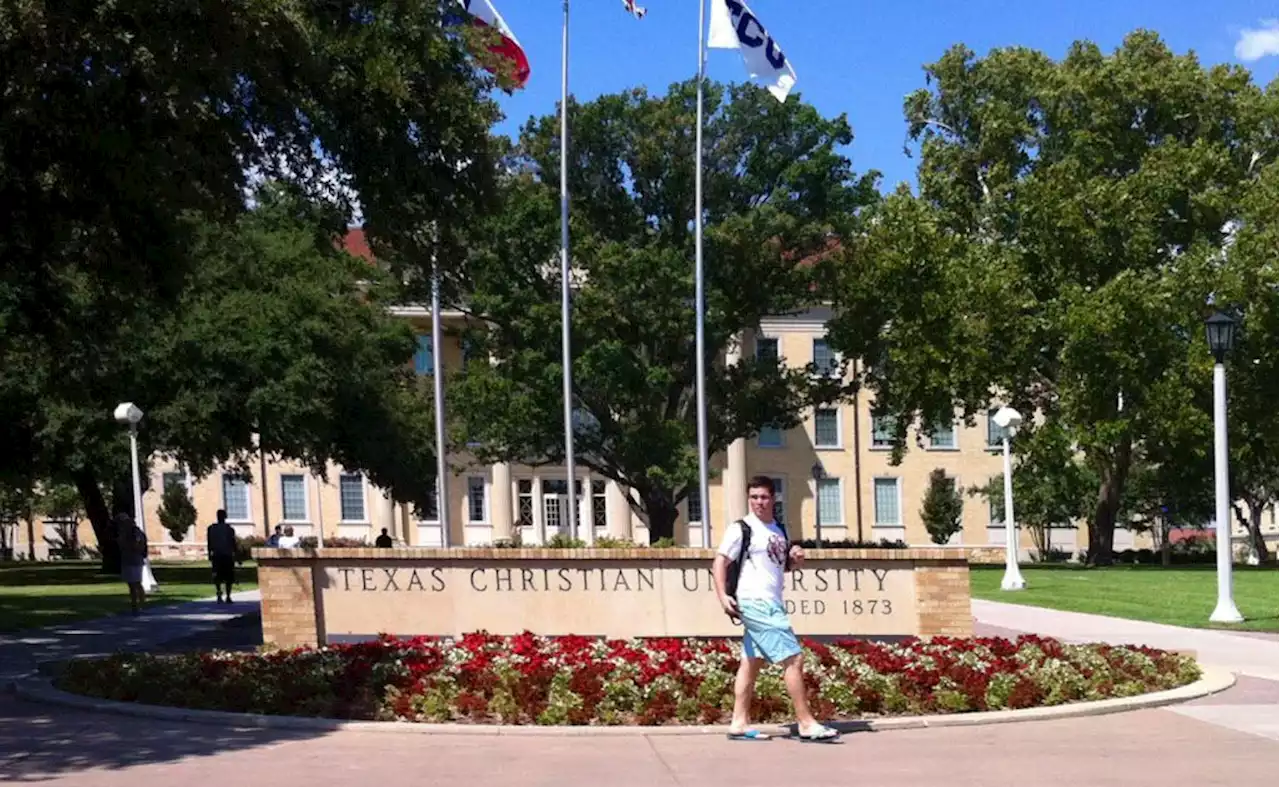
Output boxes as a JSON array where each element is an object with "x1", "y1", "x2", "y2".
[
  {"x1": 728, "y1": 654, "x2": 763, "y2": 733},
  {"x1": 781, "y1": 653, "x2": 819, "y2": 730},
  {"x1": 212, "y1": 561, "x2": 223, "y2": 602}
]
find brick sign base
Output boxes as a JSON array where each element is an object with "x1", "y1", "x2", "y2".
[{"x1": 253, "y1": 548, "x2": 974, "y2": 647}]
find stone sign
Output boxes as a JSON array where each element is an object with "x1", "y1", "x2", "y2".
[{"x1": 255, "y1": 548, "x2": 973, "y2": 647}]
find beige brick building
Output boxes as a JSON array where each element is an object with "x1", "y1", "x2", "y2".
[{"x1": 7, "y1": 232, "x2": 1273, "y2": 561}]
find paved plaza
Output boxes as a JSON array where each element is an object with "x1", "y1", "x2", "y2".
[{"x1": 1, "y1": 590, "x2": 1276, "y2": 786}]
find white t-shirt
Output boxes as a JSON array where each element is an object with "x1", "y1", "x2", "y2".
[
  {"x1": 277, "y1": 535, "x2": 300, "y2": 548},
  {"x1": 717, "y1": 513, "x2": 790, "y2": 604}
]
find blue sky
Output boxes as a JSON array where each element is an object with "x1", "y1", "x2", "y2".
[{"x1": 485, "y1": 0, "x2": 1279, "y2": 192}]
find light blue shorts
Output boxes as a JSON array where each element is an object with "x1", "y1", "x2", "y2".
[{"x1": 738, "y1": 598, "x2": 802, "y2": 664}]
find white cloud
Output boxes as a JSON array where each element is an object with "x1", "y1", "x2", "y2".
[{"x1": 1234, "y1": 20, "x2": 1280, "y2": 61}]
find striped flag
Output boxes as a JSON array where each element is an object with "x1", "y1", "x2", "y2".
[
  {"x1": 457, "y1": 0, "x2": 530, "y2": 88},
  {"x1": 620, "y1": 0, "x2": 647, "y2": 19}
]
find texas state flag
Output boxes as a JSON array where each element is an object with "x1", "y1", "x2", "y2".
[{"x1": 456, "y1": 0, "x2": 530, "y2": 88}]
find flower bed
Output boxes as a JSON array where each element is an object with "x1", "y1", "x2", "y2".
[{"x1": 55, "y1": 633, "x2": 1201, "y2": 726}]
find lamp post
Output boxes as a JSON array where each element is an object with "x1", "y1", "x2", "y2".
[
  {"x1": 811, "y1": 461, "x2": 826, "y2": 547},
  {"x1": 1205, "y1": 311, "x2": 1243, "y2": 623},
  {"x1": 992, "y1": 406, "x2": 1025, "y2": 591},
  {"x1": 113, "y1": 403, "x2": 145, "y2": 529}
]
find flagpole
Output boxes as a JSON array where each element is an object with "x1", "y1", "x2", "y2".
[
  {"x1": 559, "y1": 0, "x2": 580, "y2": 544},
  {"x1": 431, "y1": 245, "x2": 451, "y2": 548},
  {"x1": 694, "y1": 0, "x2": 711, "y2": 549}
]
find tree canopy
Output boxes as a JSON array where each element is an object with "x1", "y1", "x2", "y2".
[
  {"x1": 448, "y1": 80, "x2": 880, "y2": 541},
  {"x1": 826, "y1": 31, "x2": 1277, "y2": 563}
]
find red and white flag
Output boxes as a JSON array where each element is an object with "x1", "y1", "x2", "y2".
[
  {"x1": 458, "y1": 0, "x2": 530, "y2": 88},
  {"x1": 620, "y1": 0, "x2": 647, "y2": 19}
]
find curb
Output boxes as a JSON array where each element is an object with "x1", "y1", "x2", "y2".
[{"x1": 7, "y1": 666, "x2": 1235, "y2": 737}]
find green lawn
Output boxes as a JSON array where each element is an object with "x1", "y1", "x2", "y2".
[
  {"x1": 0, "y1": 560, "x2": 258, "y2": 633},
  {"x1": 970, "y1": 564, "x2": 1279, "y2": 632}
]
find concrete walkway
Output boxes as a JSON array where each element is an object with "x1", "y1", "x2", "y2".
[
  {"x1": 0, "y1": 592, "x2": 1275, "y2": 786},
  {"x1": 0, "y1": 589, "x2": 261, "y2": 683},
  {"x1": 972, "y1": 599, "x2": 1279, "y2": 680}
]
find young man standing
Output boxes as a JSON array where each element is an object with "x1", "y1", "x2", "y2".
[
  {"x1": 206, "y1": 509, "x2": 238, "y2": 604},
  {"x1": 712, "y1": 475, "x2": 840, "y2": 743}
]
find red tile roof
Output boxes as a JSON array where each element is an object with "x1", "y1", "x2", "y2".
[{"x1": 341, "y1": 227, "x2": 374, "y2": 263}]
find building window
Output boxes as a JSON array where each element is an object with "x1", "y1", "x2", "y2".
[
  {"x1": 221, "y1": 475, "x2": 251, "y2": 522},
  {"x1": 414, "y1": 481, "x2": 440, "y2": 523},
  {"x1": 817, "y1": 477, "x2": 843, "y2": 525},
  {"x1": 757, "y1": 425, "x2": 783, "y2": 448},
  {"x1": 280, "y1": 475, "x2": 307, "y2": 521},
  {"x1": 813, "y1": 338, "x2": 837, "y2": 376},
  {"x1": 930, "y1": 422, "x2": 957, "y2": 449},
  {"x1": 339, "y1": 474, "x2": 366, "y2": 522},
  {"x1": 756, "y1": 336, "x2": 779, "y2": 362},
  {"x1": 770, "y1": 477, "x2": 786, "y2": 525},
  {"x1": 814, "y1": 407, "x2": 840, "y2": 448},
  {"x1": 873, "y1": 478, "x2": 900, "y2": 526},
  {"x1": 162, "y1": 472, "x2": 187, "y2": 493},
  {"x1": 413, "y1": 335, "x2": 433, "y2": 375},
  {"x1": 989, "y1": 494, "x2": 1005, "y2": 525},
  {"x1": 871, "y1": 415, "x2": 896, "y2": 448},
  {"x1": 517, "y1": 479, "x2": 533, "y2": 527},
  {"x1": 987, "y1": 408, "x2": 1003, "y2": 447},
  {"x1": 467, "y1": 476, "x2": 487, "y2": 523},
  {"x1": 591, "y1": 480, "x2": 607, "y2": 529},
  {"x1": 686, "y1": 484, "x2": 702, "y2": 524}
]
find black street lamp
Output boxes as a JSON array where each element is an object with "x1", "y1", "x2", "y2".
[
  {"x1": 1204, "y1": 310, "x2": 1242, "y2": 622},
  {"x1": 1204, "y1": 311, "x2": 1238, "y2": 363},
  {"x1": 811, "y1": 462, "x2": 825, "y2": 547}
]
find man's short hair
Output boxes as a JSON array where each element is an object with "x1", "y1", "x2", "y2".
[
  {"x1": 746, "y1": 475, "x2": 775, "y2": 495},
  {"x1": 216, "y1": 509, "x2": 227, "y2": 520}
]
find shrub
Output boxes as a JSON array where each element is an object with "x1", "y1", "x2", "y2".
[{"x1": 56, "y1": 633, "x2": 1200, "y2": 726}]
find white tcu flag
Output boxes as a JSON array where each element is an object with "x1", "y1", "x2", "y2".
[{"x1": 708, "y1": 0, "x2": 797, "y2": 102}]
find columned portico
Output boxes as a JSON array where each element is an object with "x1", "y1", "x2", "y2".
[{"x1": 491, "y1": 462, "x2": 514, "y2": 542}]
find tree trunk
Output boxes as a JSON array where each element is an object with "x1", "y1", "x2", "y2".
[
  {"x1": 1248, "y1": 508, "x2": 1269, "y2": 565},
  {"x1": 72, "y1": 467, "x2": 120, "y2": 574},
  {"x1": 1087, "y1": 435, "x2": 1132, "y2": 567},
  {"x1": 643, "y1": 490, "x2": 679, "y2": 545},
  {"x1": 1159, "y1": 515, "x2": 1171, "y2": 567}
]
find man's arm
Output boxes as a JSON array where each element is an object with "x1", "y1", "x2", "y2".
[{"x1": 712, "y1": 554, "x2": 737, "y2": 615}]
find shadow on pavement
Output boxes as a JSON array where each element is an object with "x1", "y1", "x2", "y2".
[{"x1": 0, "y1": 692, "x2": 329, "y2": 782}]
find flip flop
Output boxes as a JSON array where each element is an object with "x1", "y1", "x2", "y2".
[
  {"x1": 795, "y1": 725, "x2": 841, "y2": 743},
  {"x1": 727, "y1": 729, "x2": 772, "y2": 741}
]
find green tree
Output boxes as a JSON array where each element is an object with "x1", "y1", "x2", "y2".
[
  {"x1": 974, "y1": 423, "x2": 1094, "y2": 560},
  {"x1": 827, "y1": 31, "x2": 1276, "y2": 564},
  {"x1": 1219, "y1": 162, "x2": 1279, "y2": 562},
  {"x1": 920, "y1": 469, "x2": 964, "y2": 545},
  {"x1": 157, "y1": 480, "x2": 197, "y2": 544},
  {"x1": 2, "y1": 2, "x2": 502, "y2": 568},
  {"x1": 450, "y1": 81, "x2": 879, "y2": 542}
]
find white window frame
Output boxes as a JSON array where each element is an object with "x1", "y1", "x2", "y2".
[
  {"x1": 872, "y1": 476, "x2": 902, "y2": 527},
  {"x1": 279, "y1": 474, "x2": 310, "y2": 523},
  {"x1": 812, "y1": 337, "x2": 838, "y2": 377},
  {"x1": 685, "y1": 484, "x2": 703, "y2": 526},
  {"x1": 757, "y1": 424, "x2": 785, "y2": 448},
  {"x1": 515, "y1": 478, "x2": 534, "y2": 529},
  {"x1": 755, "y1": 335, "x2": 780, "y2": 362},
  {"x1": 415, "y1": 479, "x2": 441, "y2": 524},
  {"x1": 591, "y1": 479, "x2": 608, "y2": 530},
  {"x1": 928, "y1": 421, "x2": 958, "y2": 450},
  {"x1": 816, "y1": 476, "x2": 844, "y2": 526},
  {"x1": 338, "y1": 473, "x2": 368, "y2": 523},
  {"x1": 813, "y1": 406, "x2": 842, "y2": 449},
  {"x1": 986, "y1": 408, "x2": 1003, "y2": 449},
  {"x1": 414, "y1": 335, "x2": 434, "y2": 376},
  {"x1": 221, "y1": 474, "x2": 253, "y2": 523},
  {"x1": 871, "y1": 415, "x2": 896, "y2": 449},
  {"x1": 467, "y1": 476, "x2": 489, "y2": 524},
  {"x1": 161, "y1": 469, "x2": 191, "y2": 494}
]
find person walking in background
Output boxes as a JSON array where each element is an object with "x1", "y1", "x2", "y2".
[
  {"x1": 712, "y1": 476, "x2": 840, "y2": 743},
  {"x1": 206, "y1": 509, "x2": 238, "y2": 604},
  {"x1": 115, "y1": 512, "x2": 148, "y2": 615}
]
